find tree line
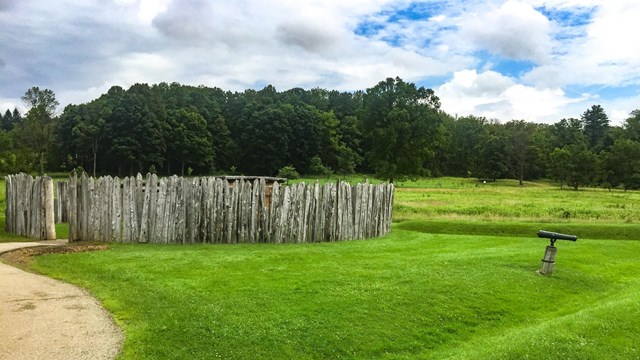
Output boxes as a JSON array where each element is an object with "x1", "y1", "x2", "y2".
[{"x1": 2, "y1": 78, "x2": 640, "y2": 190}]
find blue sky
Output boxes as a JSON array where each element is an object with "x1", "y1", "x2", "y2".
[{"x1": 1, "y1": 0, "x2": 639, "y2": 125}]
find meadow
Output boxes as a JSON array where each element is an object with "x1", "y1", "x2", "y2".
[
  {"x1": 393, "y1": 177, "x2": 640, "y2": 223},
  {"x1": 2, "y1": 176, "x2": 640, "y2": 359}
]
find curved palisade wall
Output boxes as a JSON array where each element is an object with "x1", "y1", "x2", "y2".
[{"x1": 67, "y1": 172, "x2": 394, "y2": 244}]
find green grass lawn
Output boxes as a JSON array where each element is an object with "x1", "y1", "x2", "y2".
[
  {"x1": 392, "y1": 177, "x2": 640, "y2": 223},
  {"x1": 32, "y1": 229, "x2": 640, "y2": 359},
  {"x1": 3, "y1": 175, "x2": 640, "y2": 358}
]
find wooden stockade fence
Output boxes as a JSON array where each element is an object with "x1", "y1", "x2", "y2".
[
  {"x1": 5, "y1": 173, "x2": 56, "y2": 240},
  {"x1": 68, "y1": 172, "x2": 394, "y2": 244}
]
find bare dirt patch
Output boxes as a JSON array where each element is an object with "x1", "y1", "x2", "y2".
[
  {"x1": 0, "y1": 243, "x2": 108, "y2": 272},
  {"x1": 0, "y1": 243, "x2": 108, "y2": 269}
]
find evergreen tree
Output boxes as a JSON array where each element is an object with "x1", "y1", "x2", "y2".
[
  {"x1": 1, "y1": 109, "x2": 12, "y2": 131},
  {"x1": 581, "y1": 105, "x2": 609, "y2": 152}
]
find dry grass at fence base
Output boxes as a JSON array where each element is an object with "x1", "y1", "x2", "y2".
[{"x1": 1, "y1": 243, "x2": 108, "y2": 268}]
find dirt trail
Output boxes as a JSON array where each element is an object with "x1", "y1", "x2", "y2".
[{"x1": 0, "y1": 241, "x2": 123, "y2": 360}]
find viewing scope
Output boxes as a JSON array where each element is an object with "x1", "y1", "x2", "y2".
[{"x1": 537, "y1": 230, "x2": 577, "y2": 246}]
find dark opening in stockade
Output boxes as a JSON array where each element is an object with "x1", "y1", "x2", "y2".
[{"x1": 66, "y1": 172, "x2": 394, "y2": 244}]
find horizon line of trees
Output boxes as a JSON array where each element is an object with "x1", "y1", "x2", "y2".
[{"x1": 2, "y1": 78, "x2": 640, "y2": 190}]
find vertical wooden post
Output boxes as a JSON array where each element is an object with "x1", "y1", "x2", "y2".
[
  {"x1": 42, "y1": 176, "x2": 56, "y2": 240},
  {"x1": 540, "y1": 246, "x2": 557, "y2": 275},
  {"x1": 68, "y1": 171, "x2": 77, "y2": 241}
]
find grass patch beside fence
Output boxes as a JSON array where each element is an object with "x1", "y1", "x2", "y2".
[
  {"x1": 0, "y1": 215, "x2": 32, "y2": 242},
  {"x1": 32, "y1": 229, "x2": 640, "y2": 359},
  {"x1": 393, "y1": 178, "x2": 640, "y2": 223}
]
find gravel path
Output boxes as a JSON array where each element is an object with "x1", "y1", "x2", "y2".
[{"x1": 0, "y1": 241, "x2": 123, "y2": 360}]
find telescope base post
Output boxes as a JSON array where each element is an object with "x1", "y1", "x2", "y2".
[{"x1": 540, "y1": 246, "x2": 557, "y2": 275}]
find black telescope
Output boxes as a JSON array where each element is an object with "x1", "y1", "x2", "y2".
[{"x1": 537, "y1": 230, "x2": 577, "y2": 246}]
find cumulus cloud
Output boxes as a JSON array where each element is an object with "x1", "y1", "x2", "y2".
[
  {"x1": 1, "y1": 0, "x2": 640, "y2": 124},
  {"x1": 459, "y1": 1, "x2": 552, "y2": 63},
  {"x1": 276, "y1": 19, "x2": 342, "y2": 54},
  {"x1": 523, "y1": 1, "x2": 640, "y2": 88},
  {"x1": 152, "y1": 0, "x2": 224, "y2": 43},
  {"x1": 437, "y1": 69, "x2": 580, "y2": 122}
]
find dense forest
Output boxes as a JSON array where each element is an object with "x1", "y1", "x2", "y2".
[{"x1": 2, "y1": 77, "x2": 640, "y2": 190}]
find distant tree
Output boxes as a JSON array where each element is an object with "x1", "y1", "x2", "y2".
[
  {"x1": 327, "y1": 90, "x2": 363, "y2": 120},
  {"x1": 284, "y1": 104, "x2": 322, "y2": 175},
  {"x1": 475, "y1": 134, "x2": 508, "y2": 181},
  {"x1": 12, "y1": 108, "x2": 22, "y2": 125},
  {"x1": 548, "y1": 147, "x2": 571, "y2": 188},
  {"x1": 623, "y1": 110, "x2": 640, "y2": 142},
  {"x1": 581, "y1": 105, "x2": 609, "y2": 152},
  {"x1": 602, "y1": 139, "x2": 640, "y2": 190},
  {"x1": 441, "y1": 115, "x2": 487, "y2": 177},
  {"x1": 565, "y1": 143, "x2": 597, "y2": 190},
  {"x1": 549, "y1": 118, "x2": 584, "y2": 148},
  {"x1": 307, "y1": 87, "x2": 330, "y2": 111},
  {"x1": 0, "y1": 129, "x2": 15, "y2": 174},
  {"x1": 209, "y1": 115, "x2": 237, "y2": 172},
  {"x1": 107, "y1": 85, "x2": 166, "y2": 175},
  {"x1": 53, "y1": 104, "x2": 82, "y2": 172},
  {"x1": 72, "y1": 101, "x2": 109, "y2": 176},
  {"x1": 319, "y1": 112, "x2": 360, "y2": 176},
  {"x1": 307, "y1": 155, "x2": 333, "y2": 177},
  {"x1": 13, "y1": 87, "x2": 59, "y2": 174},
  {"x1": 166, "y1": 109, "x2": 213, "y2": 176},
  {"x1": 277, "y1": 165, "x2": 299, "y2": 180},
  {"x1": 362, "y1": 77, "x2": 443, "y2": 183},
  {"x1": 2, "y1": 109, "x2": 12, "y2": 131},
  {"x1": 504, "y1": 120, "x2": 542, "y2": 185},
  {"x1": 528, "y1": 123, "x2": 554, "y2": 179},
  {"x1": 238, "y1": 103, "x2": 291, "y2": 175}
]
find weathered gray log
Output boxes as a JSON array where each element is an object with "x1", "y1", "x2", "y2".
[
  {"x1": 17, "y1": 173, "x2": 394, "y2": 244},
  {"x1": 540, "y1": 246, "x2": 557, "y2": 275},
  {"x1": 40, "y1": 176, "x2": 56, "y2": 240},
  {"x1": 68, "y1": 171, "x2": 78, "y2": 241},
  {"x1": 113, "y1": 177, "x2": 123, "y2": 242},
  {"x1": 154, "y1": 177, "x2": 167, "y2": 243},
  {"x1": 3, "y1": 174, "x2": 54, "y2": 240}
]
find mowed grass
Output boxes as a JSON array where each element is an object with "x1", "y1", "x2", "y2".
[
  {"x1": 3, "y1": 176, "x2": 640, "y2": 358},
  {"x1": 32, "y1": 230, "x2": 640, "y2": 359}
]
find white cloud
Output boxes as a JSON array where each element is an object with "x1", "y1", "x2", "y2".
[
  {"x1": 523, "y1": 1, "x2": 640, "y2": 88},
  {"x1": 1, "y1": 0, "x2": 640, "y2": 126},
  {"x1": 0, "y1": 99, "x2": 20, "y2": 112},
  {"x1": 437, "y1": 69, "x2": 582, "y2": 122},
  {"x1": 458, "y1": 1, "x2": 553, "y2": 63}
]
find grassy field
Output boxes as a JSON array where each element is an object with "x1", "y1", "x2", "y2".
[
  {"x1": 300, "y1": 176, "x2": 640, "y2": 241},
  {"x1": 32, "y1": 231, "x2": 640, "y2": 359},
  {"x1": 392, "y1": 177, "x2": 640, "y2": 223},
  {"x1": 2, "y1": 175, "x2": 640, "y2": 358}
]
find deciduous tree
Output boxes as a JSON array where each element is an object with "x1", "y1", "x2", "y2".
[
  {"x1": 14, "y1": 87, "x2": 59, "y2": 174},
  {"x1": 602, "y1": 139, "x2": 640, "y2": 190},
  {"x1": 362, "y1": 77, "x2": 442, "y2": 182},
  {"x1": 166, "y1": 109, "x2": 213, "y2": 175}
]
